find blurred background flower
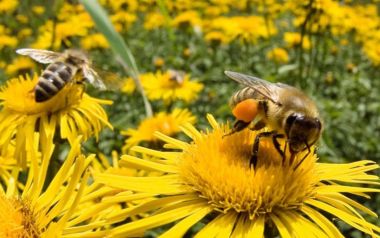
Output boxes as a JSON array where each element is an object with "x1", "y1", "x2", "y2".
[{"x1": 122, "y1": 108, "x2": 196, "y2": 151}]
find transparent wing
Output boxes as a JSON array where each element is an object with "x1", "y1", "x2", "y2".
[
  {"x1": 16, "y1": 48, "x2": 62, "y2": 64},
  {"x1": 224, "y1": 70, "x2": 281, "y2": 105},
  {"x1": 82, "y1": 65, "x2": 107, "y2": 90}
]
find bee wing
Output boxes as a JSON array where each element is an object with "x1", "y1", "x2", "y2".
[
  {"x1": 16, "y1": 48, "x2": 62, "y2": 64},
  {"x1": 224, "y1": 70, "x2": 282, "y2": 105},
  {"x1": 82, "y1": 65, "x2": 107, "y2": 90}
]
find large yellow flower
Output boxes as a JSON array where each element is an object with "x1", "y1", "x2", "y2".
[
  {"x1": 0, "y1": 137, "x2": 114, "y2": 237},
  {"x1": 0, "y1": 74, "x2": 112, "y2": 168},
  {"x1": 97, "y1": 115, "x2": 380, "y2": 237},
  {"x1": 122, "y1": 108, "x2": 196, "y2": 151}
]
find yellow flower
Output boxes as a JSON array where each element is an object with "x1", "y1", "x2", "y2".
[
  {"x1": 143, "y1": 12, "x2": 166, "y2": 30},
  {"x1": 32, "y1": 10, "x2": 93, "y2": 50},
  {"x1": 204, "y1": 31, "x2": 230, "y2": 45},
  {"x1": 0, "y1": 74, "x2": 112, "y2": 168},
  {"x1": 80, "y1": 33, "x2": 109, "y2": 50},
  {"x1": 15, "y1": 14, "x2": 28, "y2": 24},
  {"x1": 363, "y1": 40, "x2": 380, "y2": 66},
  {"x1": 121, "y1": 77, "x2": 137, "y2": 94},
  {"x1": 5, "y1": 57, "x2": 35, "y2": 76},
  {"x1": 121, "y1": 73, "x2": 151, "y2": 94},
  {"x1": 284, "y1": 32, "x2": 311, "y2": 50},
  {"x1": 0, "y1": 137, "x2": 113, "y2": 237},
  {"x1": 171, "y1": 11, "x2": 202, "y2": 29},
  {"x1": 97, "y1": 115, "x2": 380, "y2": 237},
  {"x1": 207, "y1": 16, "x2": 277, "y2": 44},
  {"x1": 0, "y1": 25, "x2": 17, "y2": 49},
  {"x1": 32, "y1": 5, "x2": 45, "y2": 15},
  {"x1": 107, "y1": 0, "x2": 138, "y2": 12},
  {"x1": 0, "y1": 0, "x2": 18, "y2": 13},
  {"x1": 153, "y1": 57, "x2": 165, "y2": 68},
  {"x1": 111, "y1": 11, "x2": 137, "y2": 29},
  {"x1": 266, "y1": 47, "x2": 290, "y2": 64},
  {"x1": 142, "y1": 70, "x2": 204, "y2": 104},
  {"x1": 122, "y1": 108, "x2": 196, "y2": 151},
  {"x1": 17, "y1": 28, "x2": 33, "y2": 39}
]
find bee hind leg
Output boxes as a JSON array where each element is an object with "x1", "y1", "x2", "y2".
[
  {"x1": 249, "y1": 120, "x2": 265, "y2": 131},
  {"x1": 223, "y1": 120, "x2": 250, "y2": 138}
]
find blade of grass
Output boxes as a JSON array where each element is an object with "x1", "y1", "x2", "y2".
[
  {"x1": 156, "y1": 0, "x2": 176, "y2": 41},
  {"x1": 80, "y1": 0, "x2": 152, "y2": 117}
]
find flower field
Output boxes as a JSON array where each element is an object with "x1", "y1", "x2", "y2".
[{"x1": 0, "y1": 0, "x2": 379, "y2": 237}]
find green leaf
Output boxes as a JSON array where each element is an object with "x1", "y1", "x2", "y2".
[{"x1": 80, "y1": 0, "x2": 152, "y2": 117}]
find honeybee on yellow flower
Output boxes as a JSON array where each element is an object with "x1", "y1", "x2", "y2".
[
  {"x1": 225, "y1": 71, "x2": 322, "y2": 168},
  {"x1": 16, "y1": 48, "x2": 106, "y2": 102}
]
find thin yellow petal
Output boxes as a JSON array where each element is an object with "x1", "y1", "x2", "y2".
[
  {"x1": 95, "y1": 173, "x2": 186, "y2": 194},
  {"x1": 246, "y1": 216, "x2": 265, "y2": 238},
  {"x1": 306, "y1": 199, "x2": 380, "y2": 235},
  {"x1": 154, "y1": 131, "x2": 188, "y2": 149},
  {"x1": 131, "y1": 146, "x2": 180, "y2": 163},
  {"x1": 301, "y1": 205, "x2": 344, "y2": 238},
  {"x1": 194, "y1": 212, "x2": 237, "y2": 238},
  {"x1": 160, "y1": 205, "x2": 213, "y2": 238},
  {"x1": 110, "y1": 200, "x2": 208, "y2": 237},
  {"x1": 106, "y1": 194, "x2": 201, "y2": 224},
  {"x1": 119, "y1": 155, "x2": 177, "y2": 173},
  {"x1": 316, "y1": 185, "x2": 380, "y2": 194},
  {"x1": 270, "y1": 213, "x2": 292, "y2": 238}
]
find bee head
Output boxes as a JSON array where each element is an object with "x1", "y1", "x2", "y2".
[
  {"x1": 285, "y1": 113, "x2": 322, "y2": 153},
  {"x1": 65, "y1": 49, "x2": 89, "y2": 66}
]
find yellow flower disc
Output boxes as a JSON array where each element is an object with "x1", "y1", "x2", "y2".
[
  {"x1": 0, "y1": 75, "x2": 83, "y2": 114},
  {"x1": 179, "y1": 118, "x2": 319, "y2": 218}
]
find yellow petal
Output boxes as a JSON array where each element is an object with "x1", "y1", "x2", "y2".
[
  {"x1": 110, "y1": 200, "x2": 208, "y2": 236},
  {"x1": 194, "y1": 212, "x2": 237, "y2": 238},
  {"x1": 270, "y1": 213, "x2": 292, "y2": 238},
  {"x1": 301, "y1": 205, "x2": 344, "y2": 238},
  {"x1": 159, "y1": 205, "x2": 213, "y2": 238}
]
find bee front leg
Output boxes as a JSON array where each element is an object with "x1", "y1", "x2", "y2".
[
  {"x1": 250, "y1": 131, "x2": 285, "y2": 168},
  {"x1": 272, "y1": 134, "x2": 285, "y2": 163},
  {"x1": 251, "y1": 131, "x2": 276, "y2": 168},
  {"x1": 293, "y1": 141, "x2": 311, "y2": 170},
  {"x1": 76, "y1": 78, "x2": 86, "y2": 98}
]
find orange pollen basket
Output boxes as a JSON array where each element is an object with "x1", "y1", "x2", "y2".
[{"x1": 232, "y1": 99, "x2": 259, "y2": 122}]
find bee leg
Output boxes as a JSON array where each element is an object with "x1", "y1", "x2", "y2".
[
  {"x1": 250, "y1": 120, "x2": 265, "y2": 131},
  {"x1": 223, "y1": 120, "x2": 250, "y2": 138},
  {"x1": 272, "y1": 134, "x2": 285, "y2": 162},
  {"x1": 250, "y1": 131, "x2": 276, "y2": 168},
  {"x1": 294, "y1": 141, "x2": 311, "y2": 170},
  {"x1": 76, "y1": 78, "x2": 86, "y2": 98}
]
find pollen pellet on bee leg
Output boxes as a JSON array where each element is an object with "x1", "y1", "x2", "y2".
[{"x1": 232, "y1": 99, "x2": 259, "y2": 123}]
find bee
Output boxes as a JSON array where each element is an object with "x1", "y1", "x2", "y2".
[
  {"x1": 168, "y1": 69, "x2": 185, "y2": 85},
  {"x1": 16, "y1": 48, "x2": 106, "y2": 102},
  {"x1": 224, "y1": 71, "x2": 322, "y2": 168}
]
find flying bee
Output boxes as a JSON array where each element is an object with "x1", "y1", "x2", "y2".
[
  {"x1": 16, "y1": 48, "x2": 106, "y2": 102},
  {"x1": 168, "y1": 69, "x2": 185, "y2": 85},
  {"x1": 224, "y1": 71, "x2": 322, "y2": 169}
]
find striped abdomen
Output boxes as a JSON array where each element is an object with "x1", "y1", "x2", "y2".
[
  {"x1": 35, "y1": 62, "x2": 73, "y2": 102},
  {"x1": 230, "y1": 87, "x2": 262, "y2": 108}
]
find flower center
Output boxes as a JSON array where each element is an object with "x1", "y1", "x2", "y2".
[
  {"x1": 0, "y1": 75, "x2": 84, "y2": 115},
  {"x1": 179, "y1": 125, "x2": 319, "y2": 218},
  {"x1": 0, "y1": 195, "x2": 40, "y2": 237}
]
